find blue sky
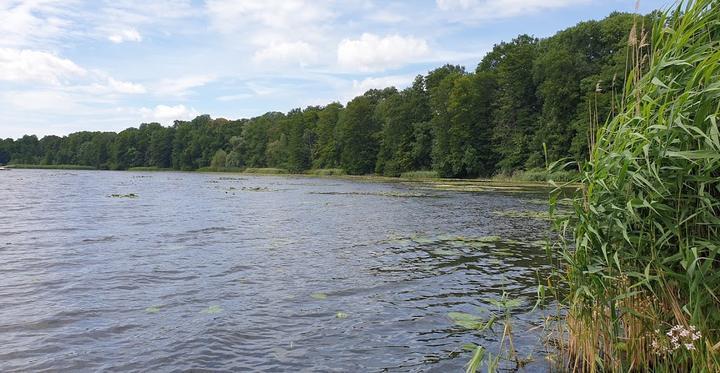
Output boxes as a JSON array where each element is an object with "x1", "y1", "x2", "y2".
[{"x1": 1, "y1": 0, "x2": 669, "y2": 139}]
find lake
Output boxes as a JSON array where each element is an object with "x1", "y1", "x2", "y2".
[{"x1": 0, "y1": 170, "x2": 554, "y2": 372}]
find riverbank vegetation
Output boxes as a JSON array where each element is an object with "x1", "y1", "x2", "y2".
[
  {"x1": 1, "y1": 10, "x2": 652, "y2": 180},
  {"x1": 4, "y1": 163, "x2": 96, "y2": 170},
  {"x1": 545, "y1": 1, "x2": 720, "y2": 371}
]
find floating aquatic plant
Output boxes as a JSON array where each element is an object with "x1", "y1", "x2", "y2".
[
  {"x1": 202, "y1": 305, "x2": 223, "y2": 314},
  {"x1": 109, "y1": 193, "x2": 138, "y2": 198},
  {"x1": 310, "y1": 292, "x2": 328, "y2": 300}
]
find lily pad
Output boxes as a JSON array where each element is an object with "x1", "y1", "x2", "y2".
[
  {"x1": 448, "y1": 312, "x2": 485, "y2": 329},
  {"x1": 431, "y1": 248, "x2": 461, "y2": 256},
  {"x1": 488, "y1": 297, "x2": 523, "y2": 310},
  {"x1": 411, "y1": 236, "x2": 435, "y2": 244},
  {"x1": 310, "y1": 292, "x2": 328, "y2": 300},
  {"x1": 477, "y1": 235, "x2": 502, "y2": 243},
  {"x1": 202, "y1": 305, "x2": 224, "y2": 314},
  {"x1": 145, "y1": 306, "x2": 161, "y2": 314}
]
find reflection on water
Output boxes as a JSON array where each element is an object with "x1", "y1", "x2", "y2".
[{"x1": 0, "y1": 170, "x2": 554, "y2": 372}]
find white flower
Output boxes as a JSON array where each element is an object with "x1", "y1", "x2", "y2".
[{"x1": 685, "y1": 343, "x2": 695, "y2": 351}]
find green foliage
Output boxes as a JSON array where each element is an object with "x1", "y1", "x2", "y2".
[
  {"x1": 6, "y1": 164, "x2": 96, "y2": 170},
  {"x1": 375, "y1": 76, "x2": 432, "y2": 176},
  {"x1": 306, "y1": 168, "x2": 346, "y2": 176},
  {"x1": 210, "y1": 149, "x2": 227, "y2": 169},
  {"x1": 338, "y1": 94, "x2": 382, "y2": 175},
  {"x1": 550, "y1": 1, "x2": 720, "y2": 370},
  {"x1": 2, "y1": 11, "x2": 656, "y2": 180},
  {"x1": 242, "y1": 168, "x2": 289, "y2": 174},
  {"x1": 399, "y1": 170, "x2": 439, "y2": 179},
  {"x1": 127, "y1": 167, "x2": 174, "y2": 171}
]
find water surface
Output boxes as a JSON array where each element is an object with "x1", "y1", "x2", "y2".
[{"x1": 0, "y1": 170, "x2": 553, "y2": 372}]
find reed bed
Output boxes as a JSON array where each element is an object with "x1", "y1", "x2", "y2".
[{"x1": 550, "y1": 0, "x2": 720, "y2": 371}]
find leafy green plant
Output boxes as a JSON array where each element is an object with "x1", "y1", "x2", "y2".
[{"x1": 548, "y1": 1, "x2": 720, "y2": 371}]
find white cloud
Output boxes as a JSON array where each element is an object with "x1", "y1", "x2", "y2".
[
  {"x1": 216, "y1": 93, "x2": 253, "y2": 102},
  {"x1": 74, "y1": 77, "x2": 146, "y2": 95},
  {"x1": 206, "y1": 0, "x2": 333, "y2": 35},
  {"x1": 1, "y1": 89, "x2": 81, "y2": 112},
  {"x1": 205, "y1": 0, "x2": 333, "y2": 69},
  {"x1": 0, "y1": 48, "x2": 86, "y2": 84},
  {"x1": 106, "y1": 77, "x2": 145, "y2": 94},
  {"x1": 436, "y1": 0, "x2": 587, "y2": 20},
  {"x1": 246, "y1": 82, "x2": 277, "y2": 96},
  {"x1": 368, "y1": 10, "x2": 408, "y2": 24},
  {"x1": 108, "y1": 28, "x2": 142, "y2": 43},
  {"x1": 253, "y1": 41, "x2": 318, "y2": 66},
  {"x1": 140, "y1": 104, "x2": 199, "y2": 123},
  {"x1": 154, "y1": 75, "x2": 215, "y2": 97},
  {"x1": 0, "y1": 0, "x2": 76, "y2": 47},
  {"x1": 338, "y1": 33, "x2": 430, "y2": 72}
]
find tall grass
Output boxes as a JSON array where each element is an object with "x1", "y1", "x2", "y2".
[{"x1": 550, "y1": 1, "x2": 720, "y2": 371}]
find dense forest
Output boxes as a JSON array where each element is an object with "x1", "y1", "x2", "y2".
[{"x1": 0, "y1": 11, "x2": 656, "y2": 178}]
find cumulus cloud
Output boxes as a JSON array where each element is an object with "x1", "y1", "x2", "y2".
[
  {"x1": 436, "y1": 0, "x2": 588, "y2": 20},
  {"x1": 338, "y1": 33, "x2": 430, "y2": 72},
  {"x1": 0, "y1": 48, "x2": 86, "y2": 84},
  {"x1": 0, "y1": 0, "x2": 75, "y2": 47},
  {"x1": 108, "y1": 28, "x2": 142, "y2": 43},
  {"x1": 140, "y1": 104, "x2": 199, "y2": 123},
  {"x1": 253, "y1": 41, "x2": 318, "y2": 66},
  {"x1": 206, "y1": 0, "x2": 333, "y2": 34},
  {"x1": 206, "y1": 0, "x2": 333, "y2": 65}
]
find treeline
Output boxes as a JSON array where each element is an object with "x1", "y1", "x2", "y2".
[{"x1": 0, "y1": 11, "x2": 655, "y2": 177}]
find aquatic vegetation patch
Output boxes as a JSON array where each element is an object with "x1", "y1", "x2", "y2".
[
  {"x1": 430, "y1": 248, "x2": 463, "y2": 256},
  {"x1": 448, "y1": 312, "x2": 490, "y2": 330},
  {"x1": 310, "y1": 292, "x2": 328, "y2": 300},
  {"x1": 493, "y1": 209, "x2": 553, "y2": 220},
  {"x1": 202, "y1": 305, "x2": 223, "y2": 314},
  {"x1": 306, "y1": 168, "x2": 346, "y2": 176},
  {"x1": 243, "y1": 168, "x2": 289, "y2": 175},
  {"x1": 335, "y1": 312, "x2": 348, "y2": 319},
  {"x1": 309, "y1": 191, "x2": 436, "y2": 198},
  {"x1": 427, "y1": 180, "x2": 554, "y2": 194},
  {"x1": 400, "y1": 170, "x2": 439, "y2": 179},
  {"x1": 145, "y1": 306, "x2": 161, "y2": 314},
  {"x1": 241, "y1": 186, "x2": 272, "y2": 192},
  {"x1": 109, "y1": 193, "x2": 138, "y2": 198}
]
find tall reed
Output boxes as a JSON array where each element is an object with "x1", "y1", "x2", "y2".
[{"x1": 551, "y1": 0, "x2": 720, "y2": 371}]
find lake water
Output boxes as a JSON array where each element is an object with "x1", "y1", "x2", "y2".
[{"x1": 0, "y1": 170, "x2": 554, "y2": 372}]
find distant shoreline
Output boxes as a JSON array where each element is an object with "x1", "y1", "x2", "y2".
[{"x1": 3, "y1": 164, "x2": 576, "y2": 193}]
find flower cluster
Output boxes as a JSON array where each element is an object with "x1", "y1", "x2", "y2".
[{"x1": 651, "y1": 325, "x2": 702, "y2": 354}]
